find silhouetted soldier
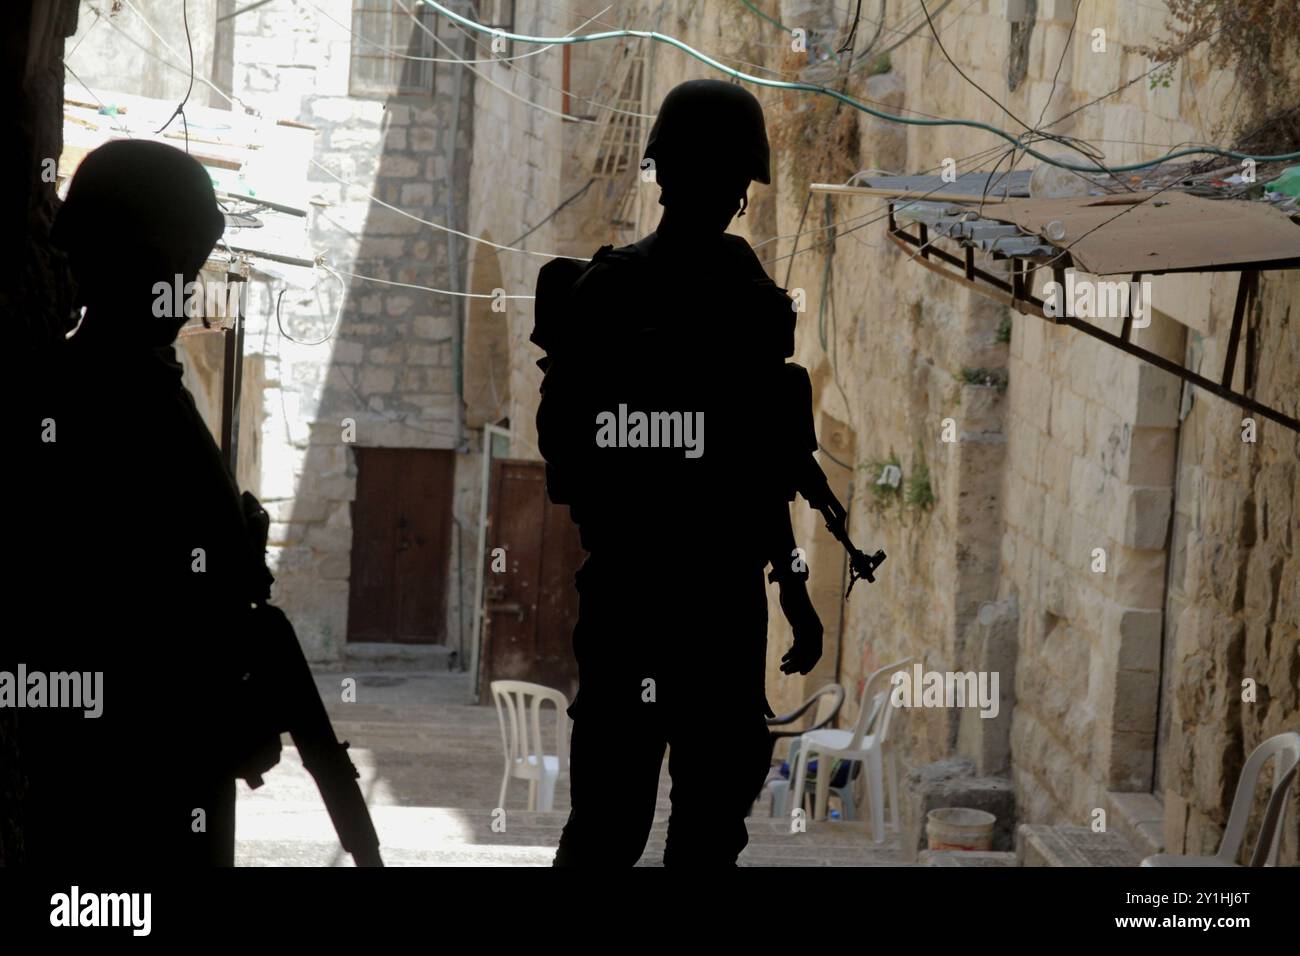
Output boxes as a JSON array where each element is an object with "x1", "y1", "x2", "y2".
[
  {"x1": 23, "y1": 141, "x2": 261, "y2": 865},
  {"x1": 534, "y1": 80, "x2": 824, "y2": 866}
]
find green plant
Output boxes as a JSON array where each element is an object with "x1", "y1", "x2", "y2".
[
  {"x1": 1127, "y1": 1, "x2": 1300, "y2": 137},
  {"x1": 995, "y1": 309, "x2": 1013, "y2": 344},
  {"x1": 768, "y1": 63, "x2": 861, "y2": 200},
  {"x1": 960, "y1": 366, "x2": 1009, "y2": 390},
  {"x1": 1147, "y1": 63, "x2": 1175, "y2": 90},
  {"x1": 862, "y1": 452, "x2": 903, "y2": 510},
  {"x1": 905, "y1": 459, "x2": 935, "y2": 511}
]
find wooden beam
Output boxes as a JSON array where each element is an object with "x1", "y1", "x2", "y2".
[{"x1": 810, "y1": 182, "x2": 1007, "y2": 203}]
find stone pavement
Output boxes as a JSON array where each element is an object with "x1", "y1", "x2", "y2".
[{"x1": 235, "y1": 668, "x2": 910, "y2": 867}]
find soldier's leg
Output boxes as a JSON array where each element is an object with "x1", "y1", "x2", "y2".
[
  {"x1": 553, "y1": 705, "x2": 665, "y2": 866},
  {"x1": 662, "y1": 704, "x2": 771, "y2": 867}
]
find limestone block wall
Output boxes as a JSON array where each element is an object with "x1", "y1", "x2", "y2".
[
  {"x1": 1160, "y1": 270, "x2": 1300, "y2": 866},
  {"x1": 487, "y1": 0, "x2": 1298, "y2": 861},
  {"x1": 229, "y1": 0, "x2": 475, "y2": 661},
  {"x1": 466, "y1": 0, "x2": 574, "y2": 458},
  {"x1": 1003, "y1": 296, "x2": 1184, "y2": 826}
]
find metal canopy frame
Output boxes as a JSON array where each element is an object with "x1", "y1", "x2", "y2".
[{"x1": 886, "y1": 208, "x2": 1300, "y2": 434}]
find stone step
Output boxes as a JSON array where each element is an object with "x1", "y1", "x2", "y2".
[
  {"x1": 1016, "y1": 824, "x2": 1142, "y2": 867},
  {"x1": 920, "y1": 850, "x2": 1018, "y2": 867},
  {"x1": 340, "y1": 644, "x2": 455, "y2": 670},
  {"x1": 1105, "y1": 792, "x2": 1164, "y2": 859}
]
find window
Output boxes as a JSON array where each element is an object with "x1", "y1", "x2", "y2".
[{"x1": 349, "y1": 1, "x2": 439, "y2": 98}]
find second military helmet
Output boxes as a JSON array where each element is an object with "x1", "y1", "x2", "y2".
[
  {"x1": 53, "y1": 140, "x2": 226, "y2": 283},
  {"x1": 642, "y1": 79, "x2": 771, "y2": 185}
]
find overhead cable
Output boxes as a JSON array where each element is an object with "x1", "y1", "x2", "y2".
[{"x1": 418, "y1": 0, "x2": 1300, "y2": 170}]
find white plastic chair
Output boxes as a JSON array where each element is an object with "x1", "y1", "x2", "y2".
[
  {"x1": 1142, "y1": 730, "x2": 1300, "y2": 867},
  {"x1": 790, "y1": 657, "x2": 914, "y2": 842},
  {"x1": 490, "y1": 680, "x2": 570, "y2": 812},
  {"x1": 765, "y1": 683, "x2": 846, "y2": 817}
]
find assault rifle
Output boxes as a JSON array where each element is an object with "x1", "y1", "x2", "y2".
[
  {"x1": 240, "y1": 492, "x2": 384, "y2": 867},
  {"x1": 796, "y1": 456, "x2": 887, "y2": 596},
  {"x1": 780, "y1": 364, "x2": 886, "y2": 597}
]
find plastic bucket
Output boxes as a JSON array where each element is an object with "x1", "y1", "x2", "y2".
[{"x1": 926, "y1": 807, "x2": 996, "y2": 851}]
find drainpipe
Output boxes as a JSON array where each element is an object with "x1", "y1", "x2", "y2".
[
  {"x1": 468, "y1": 422, "x2": 512, "y2": 701},
  {"x1": 445, "y1": 1, "x2": 467, "y2": 446}
]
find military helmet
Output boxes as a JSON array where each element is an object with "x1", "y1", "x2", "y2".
[
  {"x1": 643, "y1": 79, "x2": 771, "y2": 185},
  {"x1": 53, "y1": 140, "x2": 225, "y2": 280}
]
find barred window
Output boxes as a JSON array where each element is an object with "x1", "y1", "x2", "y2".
[{"x1": 349, "y1": 0, "x2": 439, "y2": 97}]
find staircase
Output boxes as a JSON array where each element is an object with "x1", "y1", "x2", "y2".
[{"x1": 234, "y1": 669, "x2": 910, "y2": 867}]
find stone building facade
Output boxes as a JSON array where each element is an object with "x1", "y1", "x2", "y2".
[
  {"x1": 224, "y1": 0, "x2": 477, "y2": 661},
  {"x1": 68, "y1": 0, "x2": 479, "y2": 661},
  {"x1": 55, "y1": 0, "x2": 1297, "y2": 863},
  {"x1": 485, "y1": 0, "x2": 1299, "y2": 863}
]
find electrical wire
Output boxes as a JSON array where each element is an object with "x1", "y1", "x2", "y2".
[
  {"x1": 761, "y1": 139, "x2": 1017, "y2": 269},
  {"x1": 329, "y1": 264, "x2": 535, "y2": 300},
  {"x1": 393, "y1": 0, "x2": 654, "y2": 122},
  {"x1": 438, "y1": 16, "x2": 658, "y2": 118},
  {"x1": 1035, "y1": 0, "x2": 1082, "y2": 133},
  {"x1": 838, "y1": 0, "x2": 865, "y2": 56},
  {"x1": 275, "y1": 262, "x2": 347, "y2": 346},
  {"x1": 61, "y1": 60, "x2": 133, "y2": 137},
  {"x1": 308, "y1": 157, "x2": 586, "y2": 261},
  {"x1": 417, "y1": 0, "x2": 1300, "y2": 171},
  {"x1": 916, "y1": 0, "x2": 1097, "y2": 173},
  {"x1": 390, "y1": 0, "x2": 590, "y2": 125},
  {"x1": 153, "y1": 0, "x2": 194, "y2": 150},
  {"x1": 116, "y1": 0, "x2": 256, "y2": 114},
  {"x1": 737, "y1": 0, "x2": 843, "y2": 66},
  {"x1": 94, "y1": 0, "x2": 592, "y2": 264},
  {"x1": 272, "y1": 258, "x2": 534, "y2": 350},
  {"x1": 66, "y1": 5, "x2": 103, "y2": 58},
  {"x1": 522, "y1": 0, "x2": 796, "y2": 79},
  {"x1": 305, "y1": 0, "x2": 604, "y2": 65},
  {"x1": 508, "y1": 177, "x2": 597, "y2": 248},
  {"x1": 112, "y1": 0, "x2": 1255, "y2": 287}
]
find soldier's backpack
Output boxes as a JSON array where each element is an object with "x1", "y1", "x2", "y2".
[{"x1": 529, "y1": 237, "x2": 815, "y2": 508}]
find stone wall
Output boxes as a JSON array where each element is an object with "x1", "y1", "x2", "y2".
[
  {"x1": 502, "y1": 0, "x2": 1300, "y2": 862},
  {"x1": 1160, "y1": 269, "x2": 1300, "y2": 864},
  {"x1": 227, "y1": 0, "x2": 475, "y2": 661}
]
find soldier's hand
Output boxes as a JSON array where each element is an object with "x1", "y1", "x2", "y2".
[{"x1": 778, "y1": 585, "x2": 823, "y2": 675}]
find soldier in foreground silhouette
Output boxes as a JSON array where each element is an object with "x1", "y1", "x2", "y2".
[
  {"x1": 22, "y1": 141, "x2": 262, "y2": 865},
  {"x1": 534, "y1": 80, "x2": 825, "y2": 866},
  {"x1": 24, "y1": 141, "x2": 384, "y2": 869}
]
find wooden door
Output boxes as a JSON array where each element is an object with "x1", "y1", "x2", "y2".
[
  {"x1": 347, "y1": 447, "x2": 455, "y2": 643},
  {"x1": 479, "y1": 459, "x2": 585, "y2": 702}
]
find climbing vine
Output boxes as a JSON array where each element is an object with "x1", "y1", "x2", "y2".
[{"x1": 1128, "y1": 1, "x2": 1300, "y2": 142}]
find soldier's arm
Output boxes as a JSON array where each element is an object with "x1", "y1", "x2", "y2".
[
  {"x1": 533, "y1": 259, "x2": 601, "y2": 504},
  {"x1": 763, "y1": 498, "x2": 823, "y2": 676}
]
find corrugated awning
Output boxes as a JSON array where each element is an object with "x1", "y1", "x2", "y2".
[
  {"x1": 987, "y1": 190, "x2": 1300, "y2": 275},
  {"x1": 872, "y1": 187, "x2": 1300, "y2": 434}
]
